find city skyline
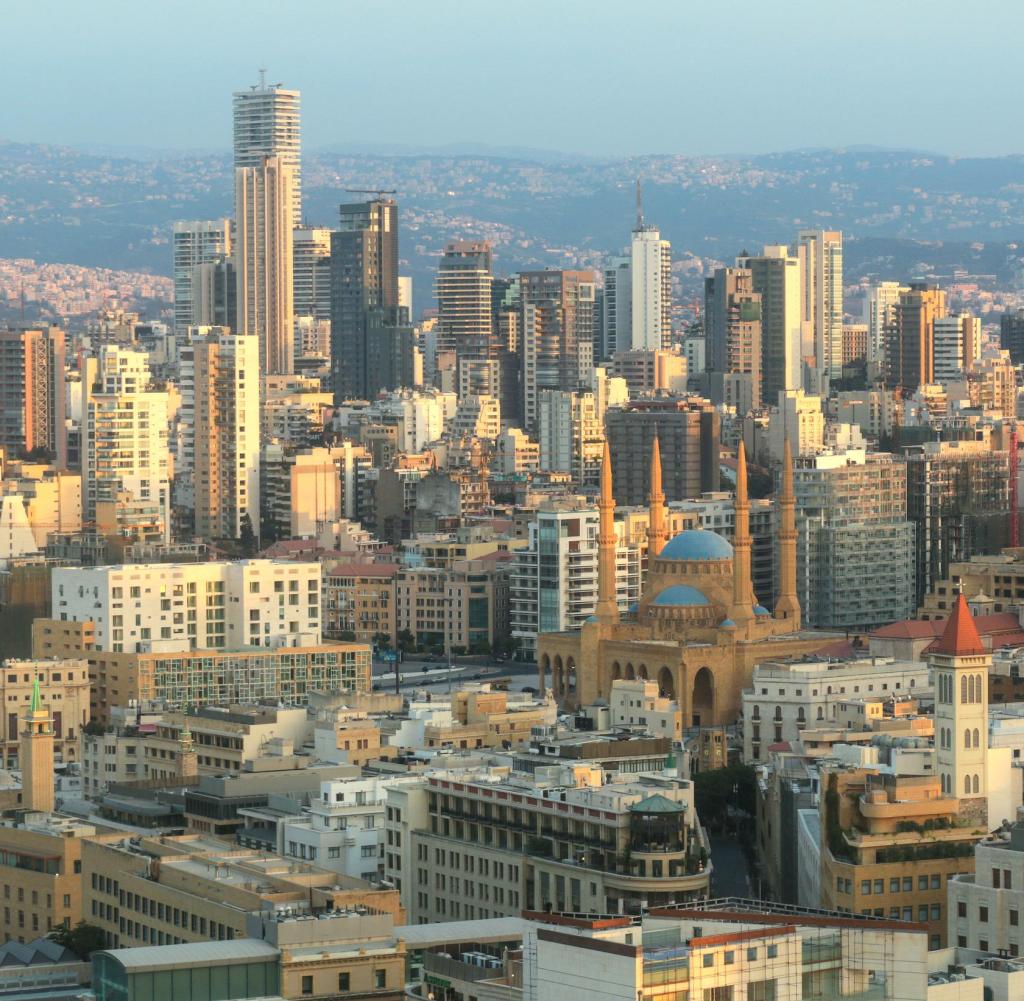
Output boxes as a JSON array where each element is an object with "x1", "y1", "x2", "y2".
[{"x1": 5, "y1": 0, "x2": 1024, "y2": 158}]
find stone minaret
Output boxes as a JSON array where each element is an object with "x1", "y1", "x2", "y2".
[
  {"x1": 731, "y1": 440, "x2": 756, "y2": 625},
  {"x1": 774, "y1": 437, "x2": 801, "y2": 628},
  {"x1": 177, "y1": 723, "x2": 199, "y2": 781},
  {"x1": 21, "y1": 675, "x2": 54, "y2": 814},
  {"x1": 595, "y1": 440, "x2": 620, "y2": 625},
  {"x1": 647, "y1": 434, "x2": 667, "y2": 560}
]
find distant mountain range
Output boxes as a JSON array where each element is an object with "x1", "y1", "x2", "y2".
[{"x1": 2, "y1": 141, "x2": 1024, "y2": 310}]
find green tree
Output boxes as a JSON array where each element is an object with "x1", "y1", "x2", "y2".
[
  {"x1": 693, "y1": 763, "x2": 756, "y2": 828},
  {"x1": 49, "y1": 921, "x2": 108, "y2": 959},
  {"x1": 396, "y1": 629, "x2": 417, "y2": 654},
  {"x1": 238, "y1": 513, "x2": 258, "y2": 556}
]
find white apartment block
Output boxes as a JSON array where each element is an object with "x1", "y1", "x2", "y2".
[
  {"x1": 281, "y1": 776, "x2": 418, "y2": 882},
  {"x1": 768, "y1": 388, "x2": 825, "y2": 461},
  {"x1": 510, "y1": 504, "x2": 642, "y2": 657},
  {"x1": 610, "y1": 679, "x2": 682, "y2": 742},
  {"x1": 537, "y1": 389, "x2": 603, "y2": 487},
  {"x1": 172, "y1": 220, "x2": 231, "y2": 331},
  {"x1": 741, "y1": 657, "x2": 930, "y2": 762},
  {"x1": 863, "y1": 281, "x2": 907, "y2": 367},
  {"x1": 52, "y1": 559, "x2": 321, "y2": 653},
  {"x1": 949, "y1": 825, "x2": 1024, "y2": 956}
]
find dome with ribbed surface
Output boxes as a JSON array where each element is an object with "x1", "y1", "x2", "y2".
[
  {"x1": 652, "y1": 585, "x2": 711, "y2": 607},
  {"x1": 659, "y1": 530, "x2": 733, "y2": 561}
]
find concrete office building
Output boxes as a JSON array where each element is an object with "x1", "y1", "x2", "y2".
[
  {"x1": 172, "y1": 220, "x2": 231, "y2": 331},
  {"x1": 233, "y1": 77, "x2": 301, "y2": 220},
  {"x1": 604, "y1": 399, "x2": 719, "y2": 506},
  {"x1": 235, "y1": 154, "x2": 295, "y2": 375},
  {"x1": 935, "y1": 313, "x2": 982, "y2": 383},
  {"x1": 795, "y1": 230, "x2": 843, "y2": 383},
  {"x1": 738, "y1": 245, "x2": 802, "y2": 401},
  {"x1": 436, "y1": 242, "x2": 494, "y2": 382},
  {"x1": 1000, "y1": 308, "x2": 1024, "y2": 365},
  {"x1": 0, "y1": 327, "x2": 67, "y2": 467},
  {"x1": 792, "y1": 449, "x2": 916, "y2": 631}
]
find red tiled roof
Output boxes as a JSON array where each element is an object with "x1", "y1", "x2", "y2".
[
  {"x1": 932, "y1": 592, "x2": 985, "y2": 656},
  {"x1": 872, "y1": 612, "x2": 1019, "y2": 641}
]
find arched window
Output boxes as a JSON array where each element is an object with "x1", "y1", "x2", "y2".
[
  {"x1": 964, "y1": 729, "x2": 971, "y2": 749},
  {"x1": 752, "y1": 706, "x2": 760, "y2": 720},
  {"x1": 976, "y1": 673, "x2": 984, "y2": 703},
  {"x1": 973, "y1": 728, "x2": 980, "y2": 749},
  {"x1": 774, "y1": 706, "x2": 782, "y2": 722},
  {"x1": 964, "y1": 774, "x2": 971, "y2": 795},
  {"x1": 973, "y1": 774, "x2": 980, "y2": 794},
  {"x1": 817, "y1": 706, "x2": 824, "y2": 720},
  {"x1": 961, "y1": 676, "x2": 968, "y2": 704},
  {"x1": 797, "y1": 707, "x2": 806, "y2": 723},
  {"x1": 970, "y1": 675, "x2": 977, "y2": 703}
]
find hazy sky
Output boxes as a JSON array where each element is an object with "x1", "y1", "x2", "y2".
[{"x1": 6, "y1": 0, "x2": 1022, "y2": 157}]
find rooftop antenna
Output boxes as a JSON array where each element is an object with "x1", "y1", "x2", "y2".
[
  {"x1": 259, "y1": 67, "x2": 267, "y2": 90},
  {"x1": 635, "y1": 178, "x2": 643, "y2": 230}
]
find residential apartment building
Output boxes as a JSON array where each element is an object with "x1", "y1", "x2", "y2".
[
  {"x1": 884, "y1": 282, "x2": 948, "y2": 392},
  {"x1": 385, "y1": 770, "x2": 710, "y2": 923},
  {"x1": 51, "y1": 559, "x2": 321, "y2": 653},
  {"x1": 235, "y1": 154, "x2": 295, "y2": 375},
  {"x1": 536, "y1": 389, "x2": 603, "y2": 487},
  {"x1": 292, "y1": 226, "x2": 332, "y2": 320},
  {"x1": 934, "y1": 313, "x2": 982, "y2": 383},
  {"x1": 864, "y1": 281, "x2": 907, "y2": 367},
  {"x1": 323, "y1": 562, "x2": 399, "y2": 645},
  {"x1": 0, "y1": 327, "x2": 67, "y2": 467},
  {"x1": 510, "y1": 502, "x2": 642, "y2": 658},
  {"x1": 795, "y1": 229, "x2": 843, "y2": 383},
  {"x1": 704, "y1": 266, "x2": 762, "y2": 411},
  {"x1": 172, "y1": 220, "x2": 231, "y2": 331},
  {"x1": 608, "y1": 348, "x2": 687, "y2": 396},
  {"x1": 792, "y1": 449, "x2": 916, "y2": 630},
  {"x1": 83, "y1": 346, "x2": 170, "y2": 546},
  {"x1": 740, "y1": 656, "x2": 930, "y2": 762}
]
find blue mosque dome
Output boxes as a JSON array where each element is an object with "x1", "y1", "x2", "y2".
[
  {"x1": 721, "y1": 618, "x2": 737, "y2": 628},
  {"x1": 651, "y1": 585, "x2": 711, "y2": 607},
  {"x1": 754, "y1": 605, "x2": 771, "y2": 616},
  {"x1": 659, "y1": 530, "x2": 733, "y2": 562}
]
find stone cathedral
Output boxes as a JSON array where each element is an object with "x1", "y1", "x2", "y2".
[{"x1": 538, "y1": 437, "x2": 841, "y2": 725}]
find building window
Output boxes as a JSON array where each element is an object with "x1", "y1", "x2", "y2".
[
  {"x1": 957, "y1": 901, "x2": 966, "y2": 918},
  {"x1": 980, "y1": 907, "x2": 989, "y2": 923},
  {"x1": 375, "y1": 970, "x2": 386, "y2": 989},
  {"x1": 301, "y1": 975, "x2": 313, "y2": 995},
  {"x1": 339, "y1": 972, "x2": 350, "y2": 991}
]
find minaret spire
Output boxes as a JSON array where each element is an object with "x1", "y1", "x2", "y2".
[
  {"x1": 774, "y1": 437, "x2": 801, "y2": 627},
  {"x1": 595, "y1": 440, "x2": 620, "y2": 624},
  {"x1": 648, "y1": 433, "x2": 667, "y2": 559},
  {"x1": 731, "y1": 440, "x2": 756, "y2": 624}
]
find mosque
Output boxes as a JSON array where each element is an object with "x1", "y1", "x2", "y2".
[{"x1": 538, "y1": 437, "x2": 842, "y2": 725}]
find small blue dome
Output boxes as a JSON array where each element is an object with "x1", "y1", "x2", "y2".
[
  {"x1": 652, "y1": 584, "x2": 710, "y2": 607},
  {"x1": 584, "y1": 614, "x2": 599, "y2": 623},
  {"x1": 754, "y1": 605, "x2": 770, "y2": 616},
  {"x1": 721, "y1": 618, "x2": 737, "y2": 628},
  {"x1": 659, "y1": 530, "x2": 733, "y2": 561}
]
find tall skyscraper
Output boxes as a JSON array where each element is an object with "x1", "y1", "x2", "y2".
[
  {"x1": 600, "y1": 187, "x2": 672, "y2": 357},
  {"x1": 737, "y1": 245, "x2": 801, "y2": 403},
  {"x1": 863, "y1": 281, "x2": 907, "y2": 368},
  {"x1": 235, "y1": 155, "x2": 295, "y2": 375},
  {"x1": 293, "y1": 226, "x2": 333, "y2": 320},
  {"x1": 233, "y1": 76, "x2": 302, "y2": 221},
  {"x1": 172, "y1": 220, "x2": 231, "y2": 331},
  {"x1": 84, "y1": 346, "x2": 171, "y2": 545},
  {"x1": 329, "y1": 199, "x2": 399, "y2": 401},
  {"x1": 0, "y1": 326, "x2": 67, "y2": 467},
  {"x1": 704, "y1": 267, "x2": 762, "y2": 410},
  {"x1": 795, "y1": 230, "x2": 843, "y2": 383},
  {"x1": 519, "y1": 270, "x2": 596, "y2": 431},
  {"x1": 884, "y1": 282, "x2": 947, "y2": 392},
  {"x1": 189, "y1": 331, "x2": 261, "y2": 542},
  {"x1": 437, "y1": 241, "x2": 496, "y2": 397}
]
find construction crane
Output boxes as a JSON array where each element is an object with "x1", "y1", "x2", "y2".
[{"x1": 343, "y1": 188, "x2": 397, "y2": 198}]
